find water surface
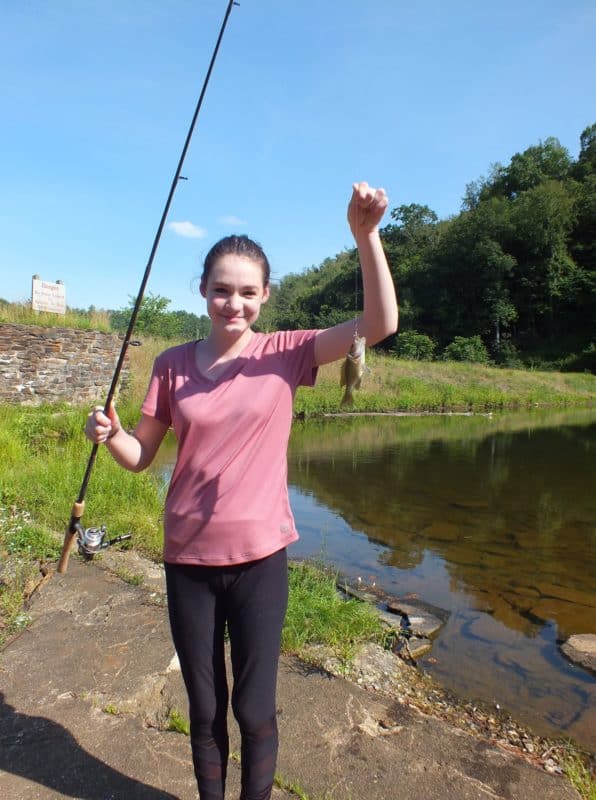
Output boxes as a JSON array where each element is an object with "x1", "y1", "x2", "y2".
[{"x1": 287, "y1": 409, "x2": 596, "y2": 750}]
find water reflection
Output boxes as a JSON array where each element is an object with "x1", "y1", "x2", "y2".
[{"x1": 287, "y1": 409, "x2": 596, "y2": 749}]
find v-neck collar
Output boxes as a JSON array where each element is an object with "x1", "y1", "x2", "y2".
[{"x1": 191, "y1": 333, "x2": 261, "y2": 385}]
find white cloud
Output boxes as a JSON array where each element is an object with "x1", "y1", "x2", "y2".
[
  {"x1": 217, "y1": 215, "x2": 247, "y2": 226},
  {"x1": 168, "y1": 221, "x2": 207, "y2": 239}
]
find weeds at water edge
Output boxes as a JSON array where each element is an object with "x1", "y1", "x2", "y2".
[
  {"x1": 283, "y1": 561, "x2": 385, "y2": 669},
  {"x1": 562, "y1": 750, "x2": 596, "y2": 800}
]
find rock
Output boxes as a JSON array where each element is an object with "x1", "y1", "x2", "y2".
[
  {"x1": 543, "y1": 758, "x2": 563, "y2": 775},
  {"x1": 377, "y1": 609, "x2": 407, "y2": 630},
  {"x1": 560, "y1": 634, "x2": 596, "y2": 674},
  {"x1": 385, "y1": 601, "x2": 445, "y2": 638},
  {"x1": 399, "y1": 636, "x2": 432, "y2": 660},
  {"x1": 337, "y1": 582, "x2": 379, "y2": 604}
]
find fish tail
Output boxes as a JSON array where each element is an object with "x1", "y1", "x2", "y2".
[
  {"x1": 340, "y1": 360, "x2": 347, "y2": 387},
  {"x1": 340, "y1": 387, "x2": 353, "y2": 408}
]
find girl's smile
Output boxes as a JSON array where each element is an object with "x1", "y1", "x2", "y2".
[{"x1": 201, "y1": 254, "x2": 269, "y2": 339}]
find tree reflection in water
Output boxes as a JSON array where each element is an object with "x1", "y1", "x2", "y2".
[{"x1": 287, "y1": 409, "x2": 596, "y2": 749}]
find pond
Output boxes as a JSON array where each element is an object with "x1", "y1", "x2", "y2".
[
  {"x1": 155, "y1": 407, "x2": 596, "y2": 751},
  {"x1": 287, "y1": 408, "x2": 596, "y2": 751}
]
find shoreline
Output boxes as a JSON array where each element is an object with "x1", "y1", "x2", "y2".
[
  {"x1": 84, "y1": 547, "x2": 596, "y2": 774},
  {"x1": 297, "y1": 562, "x2": 595, "y2": 764},
  {"x1": 84, "y1": 545, "x2": 596, "y2": 789},
  {"x1": 2, "y1": 551, "x2": 585, "y2": 800},
  {"x1": 333, "y1": 577, "x2": 593, "y2": 758},
  {"x1": 3, "y1": 543, "x2": 594, "y2": 777}
]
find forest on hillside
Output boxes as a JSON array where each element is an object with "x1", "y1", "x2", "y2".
[{"x1": 256, "y1": 123, "x2": 595, "y2": 371}]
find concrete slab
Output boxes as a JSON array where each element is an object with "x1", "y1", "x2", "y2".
[{"x1": 0, "y1": 557, "x2": 580, "y2": 800}]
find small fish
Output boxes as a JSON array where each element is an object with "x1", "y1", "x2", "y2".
[{"x1": 340, "y1": 335, "x2": 366, "y2": 407}]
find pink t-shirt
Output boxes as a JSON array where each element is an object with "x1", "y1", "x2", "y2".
[{"x1": 141, "y1": 330, "x2": 319, "y2": 565}]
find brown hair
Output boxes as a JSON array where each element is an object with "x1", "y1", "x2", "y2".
[{"x1": 201, "y1": 235, "x2": 271, "y2": 287}]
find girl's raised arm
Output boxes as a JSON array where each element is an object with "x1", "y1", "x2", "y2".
[{"x1": 313, "y1": 182, "x2": 398, "y2": 367}]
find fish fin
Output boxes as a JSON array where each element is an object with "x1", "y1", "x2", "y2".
[
  {"x1": 340, "y1": 360, "x2": 347, "y2": 387},
  {"x1": 340, "y1": 388, "x2": 353, "y2": 408},
  {"x1": 354, "y1": 377, "x2": 362, "y2": 390}
]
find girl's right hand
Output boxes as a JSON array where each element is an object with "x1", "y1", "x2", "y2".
[
  {"x1": 347, "y1": 181, "x2": 389, "y2": 239},
  {"x1": 85, "y1": 402, "x2": 121, "y2": 444}
]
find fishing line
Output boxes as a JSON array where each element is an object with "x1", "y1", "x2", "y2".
[
  {"x1": 58, "y1": 0, "x2": 239, "y2": 573},
  {"x1": 354, "y1": 261, "x2": 360, "y2": 336},
  {"x1": 354, "y1": 255, "x2": 359, "y2": 337}
]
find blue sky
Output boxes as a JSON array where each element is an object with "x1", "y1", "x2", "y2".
[{"x1": 1, "y1": 0, "x2": 594, "y2": 316}]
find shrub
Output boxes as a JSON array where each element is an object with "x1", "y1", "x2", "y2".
[
  {"x1": 559, "y1": 343, "x2": 596, "y2": 374},
  {"x1": 443, "y1": 335, "x2": 490, "y2": 364},
  {"x1": 493, "y1": 340, "x2": 523, "y2": 368},
  {"x1": 392, "y1": 331, "x2": 436, "y2": 361}
]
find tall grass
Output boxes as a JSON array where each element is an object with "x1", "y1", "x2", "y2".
[
  {"x1": 0, "y1": 403, "x2": 165, "y2": 561},
  {"x1": 0, "y1": 302, "x2": 112, "y2": 331},
  {"x1": 0, "y1": 335, "x2": 179, "y2": 570},
  {"x1": 125, "y1": 336, "x2": 177, "y2": 402}
]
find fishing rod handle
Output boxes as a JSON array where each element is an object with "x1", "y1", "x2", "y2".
[{"x1": 57, "y1": 501, "x2": 85, "y2": 574}]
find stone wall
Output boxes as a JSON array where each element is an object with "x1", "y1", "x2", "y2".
[{"x1": 0, "y1": 323, "x2": 129, "y2": 405}]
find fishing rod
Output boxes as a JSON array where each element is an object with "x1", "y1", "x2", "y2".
[{"x1": 57, "y1": 0, "x2": 239, "y2": 573}]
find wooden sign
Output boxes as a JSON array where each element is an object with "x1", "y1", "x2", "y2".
[{"x1": 31, "y1": 276, "x2": 66, "y2": 315}]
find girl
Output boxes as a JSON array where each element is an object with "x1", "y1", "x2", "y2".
[{"x1": 85, "y1": 181, "x2": 398, "y2": 800}]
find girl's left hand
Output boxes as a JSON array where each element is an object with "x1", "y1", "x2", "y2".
[{"x1": 347, "y1": 181, "x2": 389, "y2": 238}]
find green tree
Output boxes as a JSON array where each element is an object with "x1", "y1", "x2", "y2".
[
  {"x1": 388, "y1": 203, "x2": 438, "y2": 235},
  {"x1": 221, "y1": 124, "x2": 594, "y2": 367},
  {"x1": 423, "y1": 198, "x2": 516, "y2": 348},
  {"x1": 266, "y1": 250, "x2": 362, "y2": 332},
  {"x1": 110, "y1": 293, "x2": 210, "y2": 340},
  {"x1": 381, "y1": 203, "x2": 440, "y2": 334},
  {"x1": 508, "y1": 180, "x2": 579, "y2": 341},
  {"x1": 572, "y1": 123, "x2": 596, "y2": 179},
  {"x1": 480, "y1": 138, "x2": 572, "y2": 200},
  {"x1": 169, "y1": 310, "x2": 211, "y2": 340}
]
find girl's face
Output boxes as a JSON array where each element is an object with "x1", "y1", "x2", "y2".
[{"x1": 200, "y1": 254, "x2": 270, "y2": 336}]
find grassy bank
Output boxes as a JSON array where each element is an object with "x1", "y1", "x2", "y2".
[
  {"x1": 296, "y1": 351, "x2": 595, "y2": 415},
  {"x1": 283, "y1": 561, "x2": 385, "y2": 665}
]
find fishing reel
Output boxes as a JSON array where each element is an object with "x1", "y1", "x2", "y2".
[{"x1": 76, "y1": 524, "x2": 132, "y2": 560}]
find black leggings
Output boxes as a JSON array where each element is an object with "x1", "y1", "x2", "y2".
[{"x1": 164, "y1": 548, "x2": 288, "y2": 800}]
